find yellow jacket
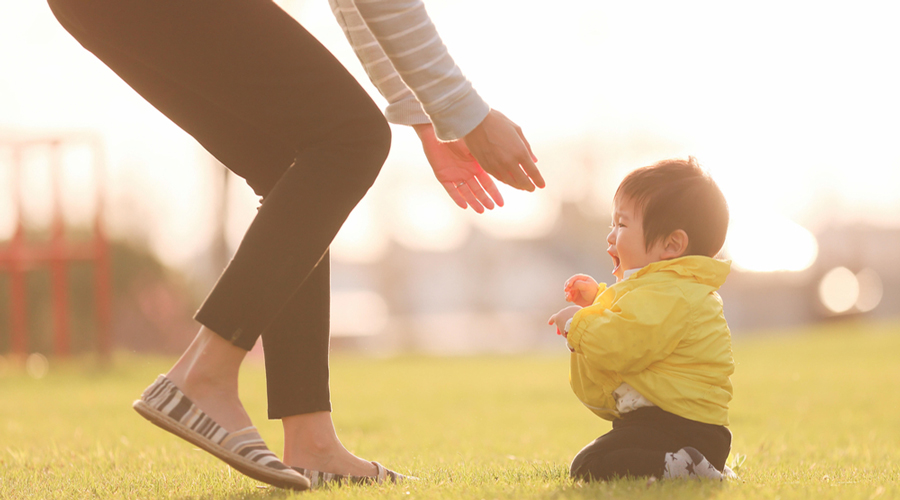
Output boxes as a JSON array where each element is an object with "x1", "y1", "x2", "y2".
[{"x1": 567, "y1": 256, "x2": 734, "y2": 426}]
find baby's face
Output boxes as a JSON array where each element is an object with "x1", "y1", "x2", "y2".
[{"x1": 607, "y1": 196, "x2": 666, "y2": 282}]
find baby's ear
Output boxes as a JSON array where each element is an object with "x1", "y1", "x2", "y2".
[{"x1": 661, "y1": 230, "x2": 689, "y2": 259}]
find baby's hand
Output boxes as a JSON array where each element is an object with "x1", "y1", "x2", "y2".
[
  {"x1": 548, "y1": 305, "x2": 581, "y2": 338},
  {"x1": 564, "y1": 274, "x2": 599, "y2": 307}
]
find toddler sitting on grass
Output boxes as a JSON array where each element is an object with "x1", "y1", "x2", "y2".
[{"x1": 548, "y1": 157, "x2": 737, "y2": 481}]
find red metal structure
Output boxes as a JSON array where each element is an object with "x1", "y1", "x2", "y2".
[{"x1": 0, "y1": 134, "x2": 112, "y2": 358}]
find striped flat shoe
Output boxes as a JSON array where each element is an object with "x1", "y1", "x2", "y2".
[
  {"x1": 292, "y1": 461, "x2": 410, "y2": 488},
  {"x1": 133, "y1": 375, "x2": 310, "y2": 491}
]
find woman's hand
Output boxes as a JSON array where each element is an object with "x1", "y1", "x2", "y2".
[
  {"x1": 461, "y1": 109, "x2": 544, "y2": 192},
  {"x1": 414, "y1": 123, "x2": 504, "y2": 213},
  {"x1": 564, "y1": 274, "x2": 599, "y2": 307},
  {"x1": 548, "y1": 305, "x2": 581, "y2": 338}
]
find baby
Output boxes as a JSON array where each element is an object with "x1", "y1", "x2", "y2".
[{"x1": 548, "y1": 157, "x2": 736, "y2": 481}]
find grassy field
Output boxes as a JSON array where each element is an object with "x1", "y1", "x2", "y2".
[{"x1": 1, "y1": 320, "x2": 899, "y2": 499}]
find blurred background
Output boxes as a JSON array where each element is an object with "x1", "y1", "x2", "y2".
[{"x1": 1, "y1": 0, "x2": 898, "y2": 360}]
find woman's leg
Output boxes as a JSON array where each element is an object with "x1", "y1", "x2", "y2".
[
  {"x1": 261, "y1": 253, "x2": 380, "y2": 475},
  {"x1": 262, "y1": 255, "x2": 333, "y2": 418},
  {"x1": 164, "y1": 326, "x2": 253, "y2": 431},
  {"x1": 48, "y1": 0, "x2": 390, "y2": 474}
]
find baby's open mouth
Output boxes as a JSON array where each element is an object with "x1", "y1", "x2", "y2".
[{"x1": 608, "y1": 251, "x2": 620, "y2": 274}]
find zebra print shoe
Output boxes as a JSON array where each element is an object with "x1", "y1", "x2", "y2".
[
  {"x1": 133, "y1": 375, "x2": 310, "y2": 491},
  {"x1": 292, "y1": 461, "x2": 411, "y2": 488}
]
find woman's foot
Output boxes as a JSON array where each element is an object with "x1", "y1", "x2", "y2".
[
  {"x1": 164, "y1": 326, "x2": 252, "y2": 432},
  {"x1": 282, "y1": 411, "x2": 378, "y2": 477}
]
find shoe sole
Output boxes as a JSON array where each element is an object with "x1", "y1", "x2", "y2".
[
  {"x1": 291, "y1": 461, "x2": 413, "y2": 488},
  {"x1": 133, "y1": 399, "x2": 310, "y2": 491}
]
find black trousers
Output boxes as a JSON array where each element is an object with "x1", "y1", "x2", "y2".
[
  {"x1": 48, "y1": 0, "x2": 392, "y2": 418},
  {"x1": 570, "y1": 407, "x2": 732, "y2": 481}
]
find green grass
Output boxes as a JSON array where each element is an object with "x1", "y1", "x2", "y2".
[{"x1": 1, "y1": 320, "x2": 899, "y2": 499}]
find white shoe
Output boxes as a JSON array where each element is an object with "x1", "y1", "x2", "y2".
[
  {"x1": 663, "y1": 447, "x2": 723, "y2": 480},
  {"x1": 722, "y1": 464, "x2": 739, "y2": 480}
]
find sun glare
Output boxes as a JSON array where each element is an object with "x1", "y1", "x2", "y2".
[
  {"x1": 330, "y1": 289, "x2": 389, "y2": 337},
  {"x1": 0, "y1": 152, "x2": 16, "y2": 239},
  {"x1": 854, "y1": 268, "x2": 884, "y2": 313},
  {"x1": 19, "y1": 149, "x2": 54, "y2": 231},
  {"x1": 819, "y1": 267, "x2": 860, "y2": 314},
  {"x1": 6, "y1": 1, "x2": 900, "y2": 274},
  {"x1": 468, "y1": 185, "x2": 559, "y2": 240},
  {"x1": 331, "y1": 197, "x2": 390, "y2": 263},
  {"x1": 391, "y1": 183, "x2": 470, "y2": 252},
  {"x1": 724, "y1": 211, "x2": 818, "y2": 273}
]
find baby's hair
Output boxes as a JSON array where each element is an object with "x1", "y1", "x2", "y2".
[{"x1": 614, "y1": 157, "x2": 729, "y2": 258}]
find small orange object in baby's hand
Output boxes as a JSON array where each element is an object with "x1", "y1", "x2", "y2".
[{"x1": 563, "y1": 274, "x2": 599, "y2": 308}]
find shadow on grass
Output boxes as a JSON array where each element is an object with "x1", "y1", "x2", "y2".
[
  {"x1": 571, "y1": 476, "x2": 734, "y2": 499},
  {"x1": 178, "y1": 488, "x2": 297, "y2": 500}
]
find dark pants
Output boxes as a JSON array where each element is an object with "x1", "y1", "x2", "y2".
[
  {"x1": 48, "y1": 0, "x2": 392, "y2": 418},
  {"x1": 570, "y1": 407, "x2": 732, "y2": 481}
]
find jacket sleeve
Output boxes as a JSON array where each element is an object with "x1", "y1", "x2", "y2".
[
  {"x1": 329, "y1": 0, "x2": 490, "y2": 140},
  {"x1": 566, "y1": 286, "x2": 691, "y2": 375}
]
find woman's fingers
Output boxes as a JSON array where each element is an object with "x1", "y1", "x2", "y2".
[
  {"x1": 441, "y1": 182, "x2": 470, "y2": 211},
  {"x1": 443, "y1": 174, "x2": 507, "y2": 213},
  {"x1": 505, "y1": 159, "x2": 535, "y2": 192},
  {"x1": 517, "y1": 154, "x2": 544, "y2": 190},
  {"x1": 463, "y1": 182, "x2": 494, "y2": 211},
  {"x1": 463, "y1": 109, "x2": 545, "y2": 192},
  {"x1": 444, "y1": 179, "x2": 491, "y2": 214},
  {"x1": 475, "y1": 170, "x2": 504, "y2": 207},
  {"x1": 457, "y1": 182, "x2": 486, "y2": 213},
  {"x1": 466, "y1": 173, "x2": 502, "y2": 209},
  {"x1": 513, "y1": 124, "x2": 544, "y2": 188},
  {"x1": 520, "y1": 130, "x2": 538, "y2": 163}
]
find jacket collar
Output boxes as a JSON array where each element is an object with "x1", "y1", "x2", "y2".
[{"x1": 628, "y1": 256, "x2": 731, "y2": 289}]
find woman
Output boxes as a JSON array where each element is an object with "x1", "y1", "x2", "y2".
[{"x1": 49, "y1": 0, "x2": 544, "y2": 490}]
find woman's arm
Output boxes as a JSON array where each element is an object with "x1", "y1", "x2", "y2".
[
  {"x1": 329, "y1": 0, "x2": 487, "y2": 140},
  {"x1": 330, "y1": 0, "x2": 543, "y2": 192},
  {"x1": 329, "y1": 0, "x2": 432, "y2": 127}
]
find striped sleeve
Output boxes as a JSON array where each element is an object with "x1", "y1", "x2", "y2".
[
  {"x1": 328, "y1": 0, "x2": 490, "y2": 140},
  {"x1": 329, "y1": 0, "x2": 430, "y2": 127}
]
